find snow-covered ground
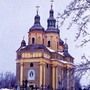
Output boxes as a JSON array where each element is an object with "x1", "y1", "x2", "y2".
[{"x1": 0, "y1": 89, "x2": 14, "y2": 90}]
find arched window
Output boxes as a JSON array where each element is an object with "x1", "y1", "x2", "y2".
[
  {"x1": 32, "y1": 38, "x2": 35, "y2": 44},
  {"x1": 48, "y1": 41, "x2": 50, "y2": 47},
  {"x1": 30, "y1": 63, "x2": 33, "y2": 67},
  {"x1": 47, "y1": 64, "x2": 48, "y2": 68}
]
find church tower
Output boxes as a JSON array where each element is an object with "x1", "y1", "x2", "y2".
[
  {"x1": 44, "y1": 4, "x2": 60, "y2": 51},
  {"x1": 28, "y1": 6, "x2": 44, "y2": 45},
  {"x1": 16, "y1": 3, "x2": 75, "y2": 90}
]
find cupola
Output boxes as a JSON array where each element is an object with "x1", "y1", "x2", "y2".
[
  {"x1": 46, "y1": 4, "x2": 59, "y2": 34},
  {"x1": 21, "y1": 39, "x2": 26, "y2": 47},
  {"x1": 29, "y1": 6, "x2": 44, "y2": 32}
]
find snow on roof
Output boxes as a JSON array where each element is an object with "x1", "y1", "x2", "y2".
[
  {"x1": 51, "y1": 58, "x2": 74, "y2": 65},
  {"x1": 58, "y1": 52, "x2": 64, "y2": 56},
  {"x1": 46, "y1": 47, "x2": 55, "y2": 52},
  {"x1": 60, "y1": 60, "x2": 70, "y2": 64},
  {"x1": 46, "y1": 47, "x2": 64, "y2": 56},
  {"x1": 21, "y1": 46, "x2": 26, "y2": 49},
  {"x1": 59, "y1": 60, "x2": 74, "y2": 65}
]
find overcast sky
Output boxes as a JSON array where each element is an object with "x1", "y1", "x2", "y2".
[{"x1": 0, "y1": 0, "x2": 90, "y2": 86}]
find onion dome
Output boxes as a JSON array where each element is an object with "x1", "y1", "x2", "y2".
[
  {"x1": 63, "y1": 42, "x2": 70, "y2": 57},
  {"x1": 47, "y1": 8, "x2": 56, "y2": 28},
  {"x1": 29, "y1": 10, "x2": 44, "y2": 32},
  {"x1": 46, "y1": 5, "x2": 59, "y2": 34},
  {"x1": 21, "y1": 39, "x2": 26, "y2": 47},
  {"x1": 59, "y1": 39, "x2": 64, "y2": 45},
  {"x1": 64, "y1": 43, "x2": 68, "y2": 50}
]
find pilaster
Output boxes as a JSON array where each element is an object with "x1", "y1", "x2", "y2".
[
  {"x1": 20, "y1": 62, "x2": 24, "y2": 86},
  {"x1": 39, "y1": 61, "x2": 46, "y2": 88},
  {"x1": 52, "y1": 64, "x2": 57, "y2": 90},
  {"x1": 67, "y1": 67, "x2": 70, "y2": 90}
]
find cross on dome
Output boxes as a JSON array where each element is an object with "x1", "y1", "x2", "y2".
[
  {"x1": 23, "y1": 36, "x2": 25, "y2": 40},
  {"x1": 51, "y1": 0, "x2": 54, "y2": 9},
  {"x1": 36, "y1": 6, "x2": 40, "y2": 15},
  {"x1": 65, "y1": 38, "x2": 67, "y2": 44}
]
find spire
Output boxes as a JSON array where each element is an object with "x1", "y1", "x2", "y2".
[
  {"x1": 50, "y1": 0, "x2": 54, "y2": 17},
  {"x1": 36, "y1": 6, "x2": 39, "y2": 15},
  {"x1": 29, "y1": 6, "x2": 44, "y2": 31},
  {"x1": 47, "y1": 0, "x2": 56, "y2": 28},
  {"x1": 51, "y1": 0, "x2": 54, "y2": 9},
  {"x1": 34, "y1": 6, "x2": 40, "y2": 25}
]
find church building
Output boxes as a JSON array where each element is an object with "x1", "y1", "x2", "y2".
[{"x1": 16, "y1": 3, "x2": 75, "y2": 90}]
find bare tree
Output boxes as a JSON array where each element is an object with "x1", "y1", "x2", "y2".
[
  {"x1": 0, "y1": 72, "x2": 16, "y2": 89},
  {"x1": 57, "y1": 0, "x2": 90, "y2": 88},
  {"x1": 58, "y1": 0, "x2": 90, "y2": 46}
]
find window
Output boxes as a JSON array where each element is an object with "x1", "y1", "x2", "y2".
[
  {"x1": 38, "y1": 36, "x2": 41, "y2": 43},
  {"x1": 32, "y1": 38, "x2": 35, "y2": 44},
  {"x1": 48, "y1": 41, "x2": 50, "y2": 47},
  {"x1": 47, "y1": 64, "x2": 48, "y2": 68},
  {"x1": 30, "y1": 63, "x2": 33, "y2": 67}
]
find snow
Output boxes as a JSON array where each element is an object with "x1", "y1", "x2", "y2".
[
  {"x1": 46, "y1": 47, "x2": 55, "y2": 52},
  {"x1": 0, "y1": 89, "x2": 14, "y2": 90},
  {"x1": 58, "y1": 52, "x2": 64, "y2": 56},
  {"x1": 46, "y1": 47, "x2": 64, "y2": 56},
  {"x1": 51, "y1": 58, "x2": 74, "y2": 65},
  {"x1": 21, "y1": 46, "x2": 26, "y2": 49}
]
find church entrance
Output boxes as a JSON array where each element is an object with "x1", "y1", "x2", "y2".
[
  {"x1": 29, "y1": 85, "x2": 34, "y2": 90},
  {"x1": 28, "y1": 84, "x2": 39, "y2": 90}
]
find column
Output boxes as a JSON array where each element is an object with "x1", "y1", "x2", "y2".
[
  {"x1": 40, "y1": 63, "x2": 43, "y2": 87},
  {"x1": 52, "y1": 65, "x2": 56, "y2": 90},
  {"x1": 61, "y1": 67, "x2": 63, "y2": 89},
  {"x1": 70, "y1": 68, "x2": 75, "y2": 90},
  {"x1": 67, "y1": 67, "x2": 70, "y2": 90},
  {"x1": 56, "y1": 66, "x2": 58, "y2": 89},
  {"x1": 20, "y1": 62, "x2": 24, "y2": 86},
  {"x1": 43, "y1": 64, "x2": 46, "y2": 87},
  {"x1": 40, "y1": 62, "x2": 46, "y2": 88}
]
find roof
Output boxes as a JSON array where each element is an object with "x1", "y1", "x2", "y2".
[
  {"x1": 64, "y1": 51, "x2": 74, "y2": 59},
  {"x1": 45, "y1": 27, "x2": 59, "y2": 34},
  {"x1": 17, "y1": 44, "x2": 74, "y2": 59},
  {"x1": 29, "y1": 24, "x2": 44, "y2": 32},
  {"x1": 46, "y1": 47, "x2": 55, "y2": 52},
  {"x1": 59, "y1": 39, "x2": 64, "y2": 45},
  {"x1": 29, "y1": 12, "x2": 44, "y2": 32},
  {"x1": 51, "y1": 58, "x2": 75, "y2": 66},
  {"x1": 17, "y1": 44, "x2": 50, "y2": 53}
]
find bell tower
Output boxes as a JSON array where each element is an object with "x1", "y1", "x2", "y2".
[
  {"x1": 28, "y1": 6, "x2": 44, "y2": 45},
  {"x1": 44, "y1": 0, "x2": 60, "y2": 51},
  {"x1": 47, "y1": 0, "x2": 56, "y2": 28}
]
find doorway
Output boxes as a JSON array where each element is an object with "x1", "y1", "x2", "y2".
[{"x1": 29, "y1": 85, "x2": 34, "y2": 90}]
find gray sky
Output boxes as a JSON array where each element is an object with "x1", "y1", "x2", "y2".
[{"x1": 0, "y1": 0, "x2": 90, "y2": 86}]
